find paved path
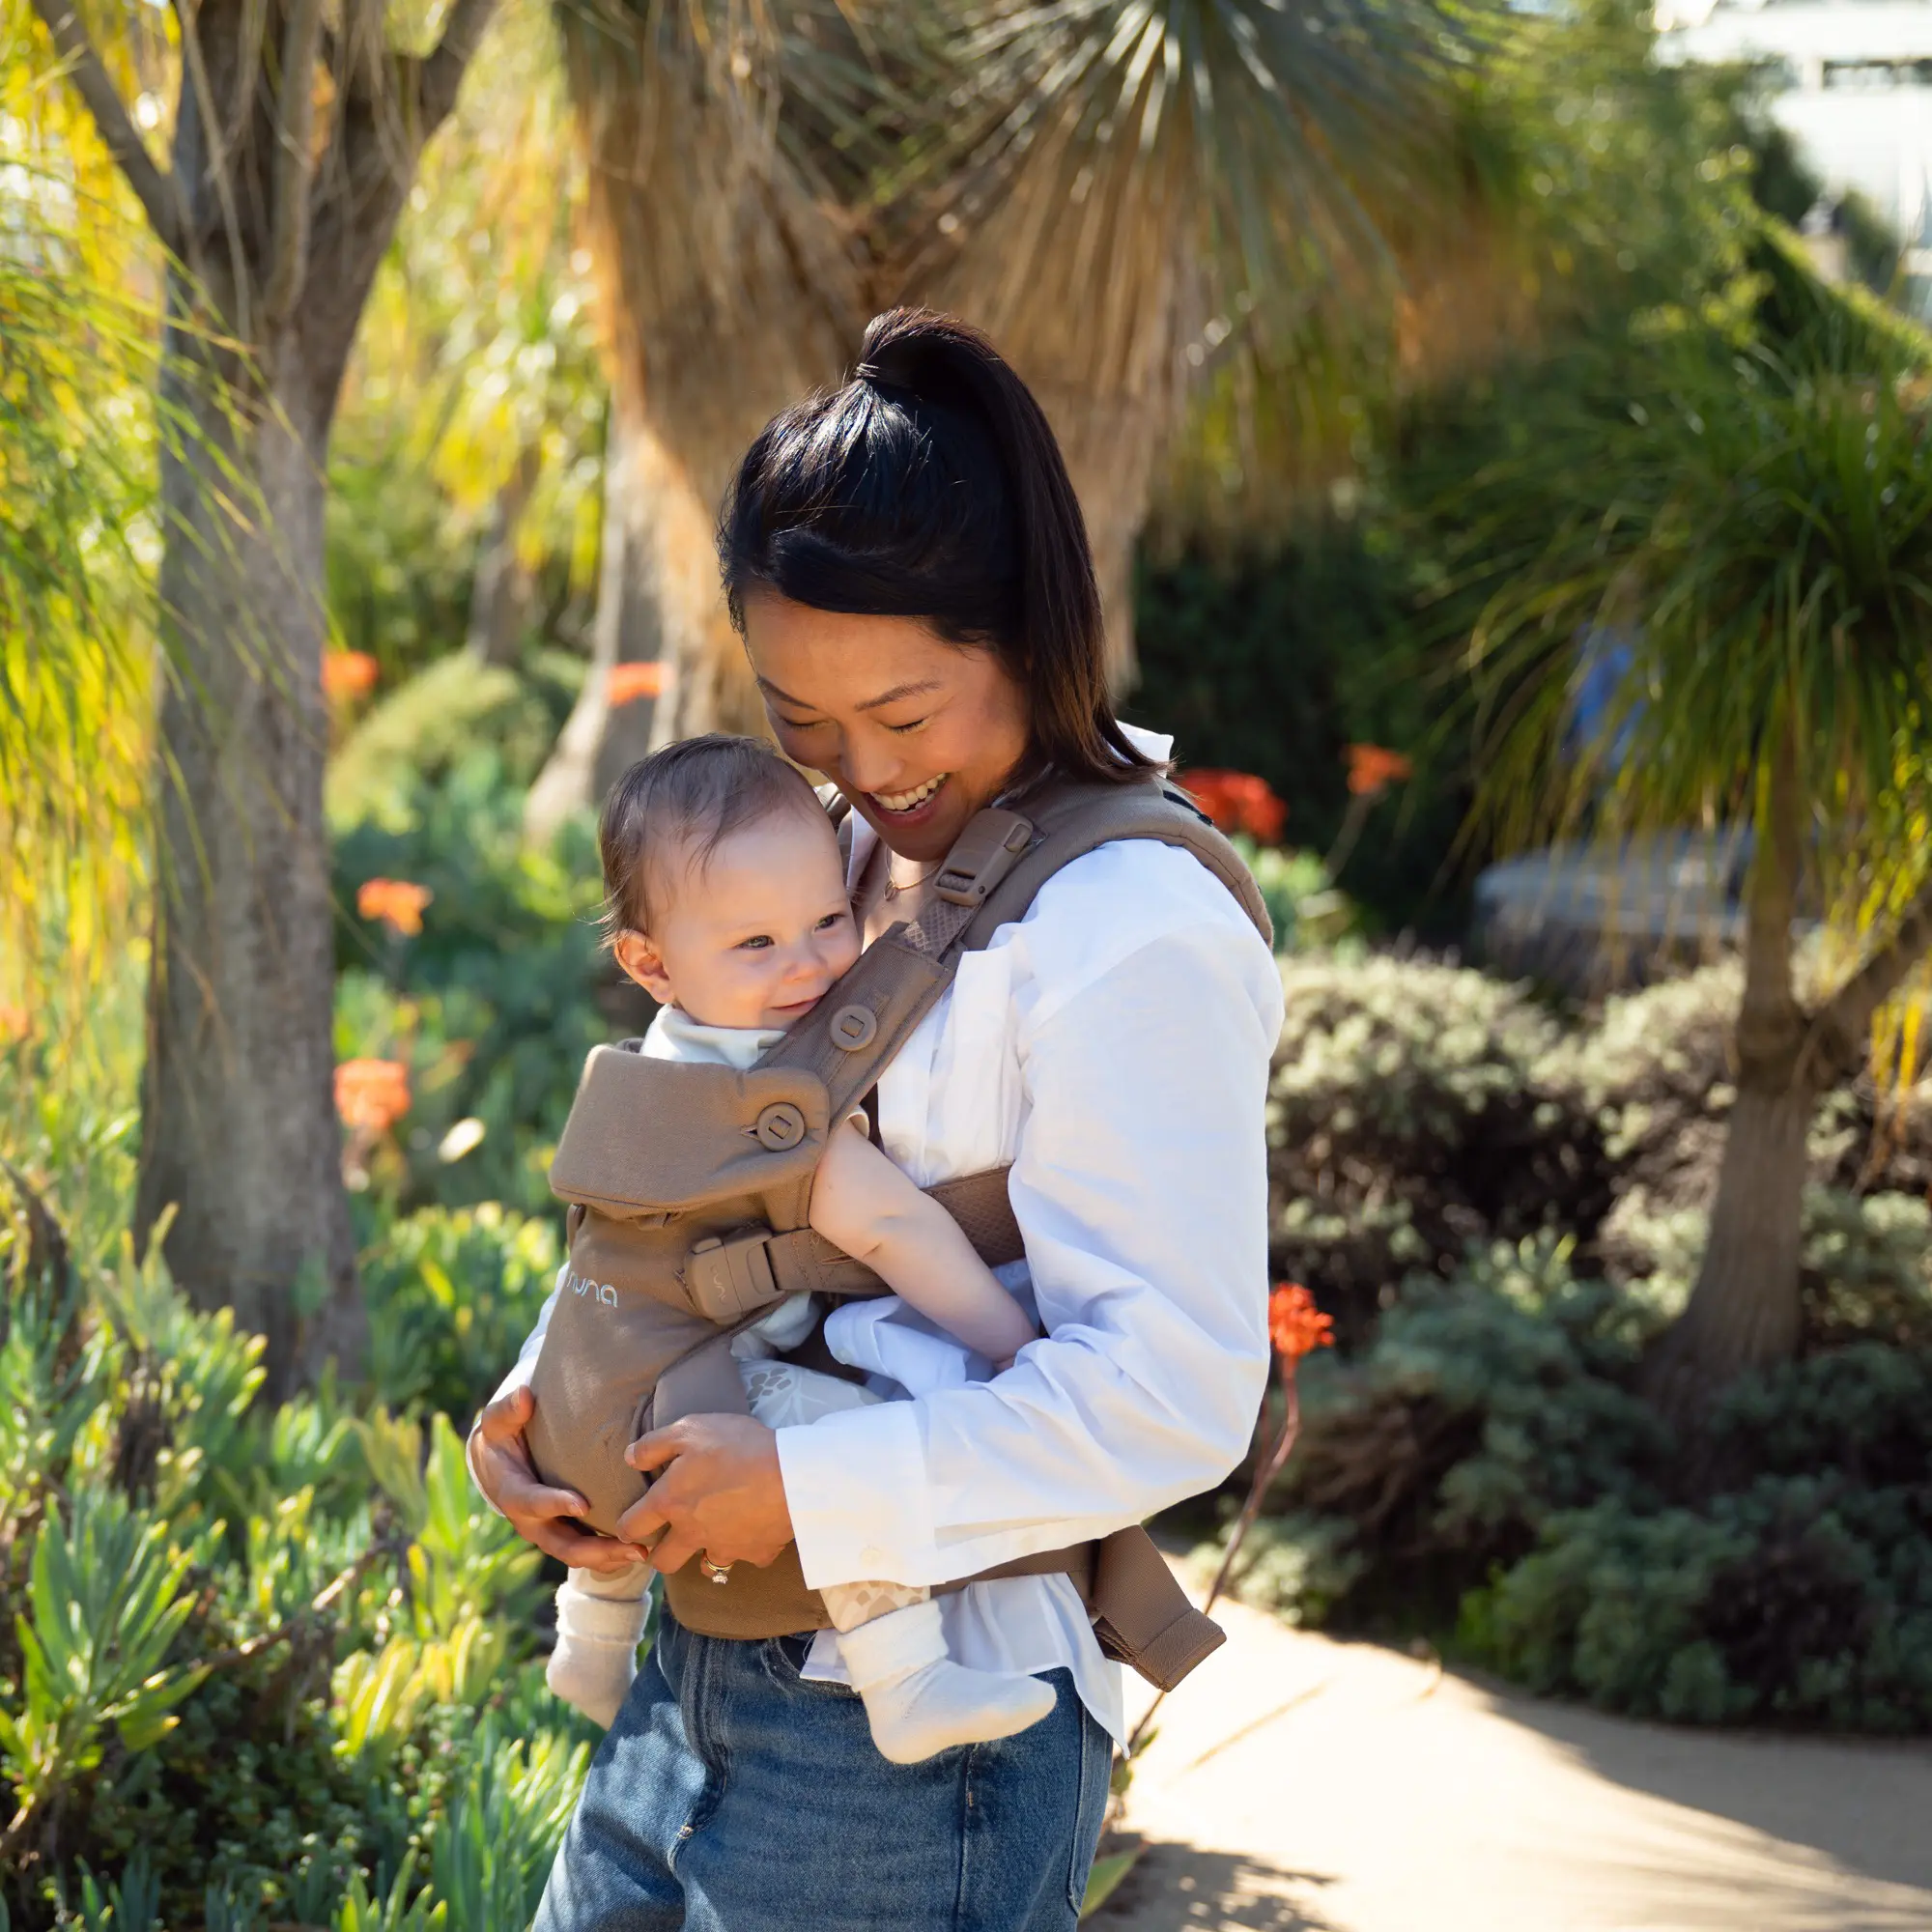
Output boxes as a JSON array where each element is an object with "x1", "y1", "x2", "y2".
[{"x1": 1095, "y1": 1592, "x2": 1932, "y2": 1931}]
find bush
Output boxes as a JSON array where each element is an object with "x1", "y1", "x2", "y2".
[
  {"x1": 330, "y1": 716, "x2": 618, "y2": 1223},
  {"x1": 0, "y1": 1167, "x2": 596, "y2": 1928},
  {"x1": 1129, "y1": 535, "x2": 1474, "y2": 940},
  {"x1": 1466, "y1": 1458, "x2": 1932, "y2": 1731},
  {"x1": 1269, "y1": 953, "x2": 1932, "y2": 1339},
  {"x1": 1236, "y1": 1233, "x2": 1932, "y2": 1730},
  {"x1": 1228, "y1": 1240, "x2": 1665, "y2": 1633},
  {"x1": 1267, "y1": 956, "x2": 1607, "y2": 1336},
  {"x1": 361, "y1": 1205, "x2": 561, "y2": 1424}
]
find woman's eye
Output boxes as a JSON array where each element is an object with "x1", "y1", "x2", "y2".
[{"x1": 885, "y1": 718, "x2": 927, "y2": 736}]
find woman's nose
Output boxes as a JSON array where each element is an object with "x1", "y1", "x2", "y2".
[{"x1": 836, "y1": 738, "x2": 905, "y2": 798}]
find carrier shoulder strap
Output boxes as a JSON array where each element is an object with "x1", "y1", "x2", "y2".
[
  {"x1": 759, "y1": 772, "x2": 1269, "y2": 1114},
  {"x1": 961, "y1": 778, "x2": 1272, "y2": 955},
  {"x1": 718, "y1": 775, "x2": 1269, "y2": 1307}
]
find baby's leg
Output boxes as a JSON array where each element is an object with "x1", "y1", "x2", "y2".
[
  {"x1": 738, "y1": 1358, "x2": 1054, "y2": 1762},
  {"x1": 548, "y1": 1558, "x2": 652, "y2": 1729},
  {"x1": 826, "y1": 1586, "x2": 1057, "y2": 1764}
]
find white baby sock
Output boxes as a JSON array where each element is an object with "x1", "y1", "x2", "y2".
[
  {"x1": 835, "y1": 1598, "x2": 1056, "y2": 1765},
  {"x1": 546, "y1": 1578, "x2": 650, "y2": 1729}
]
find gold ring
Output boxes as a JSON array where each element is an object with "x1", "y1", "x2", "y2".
[{"x1": 699, "y1": 1555, "x2": 733, "y2": 1585}]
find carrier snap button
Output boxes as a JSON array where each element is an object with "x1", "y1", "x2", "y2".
[
  {"x1": 830, "y1": 1005, "x2": 879, "y2": 1051},
  {"x1": 754, "y1": 1102, "x2": 808, "y2": 1151}
]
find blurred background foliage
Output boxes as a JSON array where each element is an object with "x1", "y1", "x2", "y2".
[{"x1": 10, "y1": 0, "x2": 1932, "y2": 1916}]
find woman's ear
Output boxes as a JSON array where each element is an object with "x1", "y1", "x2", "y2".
[{"x1": 612, "y1": 929, "x2": 675, "y2": 1006}]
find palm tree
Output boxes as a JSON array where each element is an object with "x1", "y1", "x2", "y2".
[
  {"x1": 531, "y1": 0, "x2": 1479, "y2": 816},
  {"x1": 21, "y1": 0, "x2": 503, "y2": 1391},
  {"x1": 1462, "y1": 260, "x2": 1932, "y2": 1412}
]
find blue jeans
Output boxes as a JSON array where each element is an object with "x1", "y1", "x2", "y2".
[{"x1": 534, "y1": 1610, "x2": 1111, "y2": 1930}]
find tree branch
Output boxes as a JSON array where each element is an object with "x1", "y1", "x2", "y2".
[
  {"x1": 297, "y1": 0, "x2": 498, "y2": 398},
  {"x1": 1805, "y1": 872, "x2": 1932, "y2": 1085},
  {"x1": 417, "y1": 0, "x2": 500, "y2": 135},
  {"x1": 262, "y1": 0, "x2": 326, "y2": 327},
  {"x1": 173, "y1": 0, "x2": 254, "y2": 340},
  {"x1": 26, "y1": 0, "x2": 185, "y2": 253}
]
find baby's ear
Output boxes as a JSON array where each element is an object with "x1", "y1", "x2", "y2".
[{"x1": 612, "y1": 929, "x2": 674, "y2": 1004}]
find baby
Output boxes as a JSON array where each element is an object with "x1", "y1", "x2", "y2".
[{"x1": 546, "y1": 733, "x2": 1054, "y2": 1764}]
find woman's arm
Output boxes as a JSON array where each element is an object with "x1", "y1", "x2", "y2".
[{"x1": 774, "y1": 903, "x2": 1282, "y2": 1592}]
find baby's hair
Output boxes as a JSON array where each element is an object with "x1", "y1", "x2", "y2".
[{"x1": 599, "y1": 734, "x2": 827, "y2": 938}]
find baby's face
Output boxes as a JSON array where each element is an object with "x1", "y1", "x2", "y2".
[{"x1": 627, "y1": 807, "x2": 861, "y2": 1031}]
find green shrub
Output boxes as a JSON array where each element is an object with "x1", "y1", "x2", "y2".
[
  {"x1": 327, "y1": 654, "x2": 581, "y2": 834},
  {"x1": 0, "y1": 1169, "x2": 594, "y2": 1928},
  {"x1": 1129, "y1": 535, "x2": 1473, "y2": 940},
  {"x1": 361, "y1": 1206, "x2": 561, "y2": 1423},
  {"x1": 1465, "y1": 1461, "x2": 1932, "y2": 1731},
  {"x1": 1225, "y1": 1239, "x2": 1666, "y2": 1633},
  {"x1": 1242, "y1": 1244, "x2": 1932, "y2": 1731},
  {"x1": 1267, "y1": 957, "x2": 1607, "y2": 1336},
  {"x1": 331, "y1": 745, "x2": 615, "y2": 1221}
]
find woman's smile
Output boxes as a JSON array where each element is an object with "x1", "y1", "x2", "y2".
[{"x1": 869, "y1": 773, "x2": 952, "y2": 823}]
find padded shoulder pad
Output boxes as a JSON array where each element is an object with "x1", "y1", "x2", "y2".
[
  {"x1": 966, "y1": 778, "x2": 1272, "y2": 952},
  {"x1": 550, "y1": 1045, "x2": 830, "y2": 1216}
]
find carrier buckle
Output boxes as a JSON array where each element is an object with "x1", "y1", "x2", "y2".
[
  {"x1": 687, "y1": 1230, "x2": 779, "y2": 1322},
  {"x1": 933, "y1": 810, "x2": 1035, "y2": 908}
]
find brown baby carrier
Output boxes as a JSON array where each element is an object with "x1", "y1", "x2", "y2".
[{"x1": 525, "y1": 771, "x2": 1272, "y2": 1692}]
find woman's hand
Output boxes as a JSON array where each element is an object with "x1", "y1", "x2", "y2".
[
  {"x1": 468, "y1": 1385, "x2": 650, "y2": 1571},
  {"x1": 618, "y1": 1413, "x2": 794, "y2": 1576}
]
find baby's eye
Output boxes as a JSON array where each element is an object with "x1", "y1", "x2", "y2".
[
  {"x1": 814, "y1": 911, "x2": 849, "y2": 932},
  {"x1": 735, "y1": 934, "x2": 774, "y2": 952}
]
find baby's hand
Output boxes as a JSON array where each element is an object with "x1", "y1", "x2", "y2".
[{"x1": 809, "y1": 1120, "x2": 926, "y2": 1261}]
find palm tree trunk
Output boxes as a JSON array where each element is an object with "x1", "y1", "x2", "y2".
[
  {"x1": 136, "y1": 320, "x2": 364, "y2": 1395},
  {"x1": 1644, "y1": 730, "x2": 1808, "y2": 1417}
]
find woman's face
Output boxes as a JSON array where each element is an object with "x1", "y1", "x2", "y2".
[{"x1": 742, "y1": 591, "x2": 1032, "y2": 864}]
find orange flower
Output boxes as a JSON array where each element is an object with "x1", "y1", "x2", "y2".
[
  {"x1": 356, "y1": 878, "x2": 432, "y2": 937},
  {"x1": 323, "y1": 651, "x2": 380, "y2": 700},
  {"x1": 0, "y1": 1004, "x2": 28, "y2": 1044},
  {"x1": 1268, "y1": 1283, "x2": 1334, "y2": 1362},
  {"x1": 1179, "y1": 769, "x2": 1288, "y2": 844},
  {"x1": 1346, "y1": 744, "x2": 1413, "y2": 797},
  {"x1": 608, "y1": 661, "x2": 669, "y2": 707},
  {"x1": 334, "y1": 1059, "x2": 411, "y2": 1135}
]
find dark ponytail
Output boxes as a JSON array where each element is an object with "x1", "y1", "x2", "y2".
[{"x1": 718, "y1": 307, "x2": 1154, "y2": 793}]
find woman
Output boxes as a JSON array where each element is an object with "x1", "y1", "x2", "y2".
[{"x1": 469, "y1": 308, "x2": 1284, "y2": 1929}]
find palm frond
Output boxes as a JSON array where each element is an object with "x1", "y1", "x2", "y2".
[{"x1": 1456, "y1": 303, "x2": 1932, "y2": 905}]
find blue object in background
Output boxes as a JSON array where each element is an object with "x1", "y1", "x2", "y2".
[{"x1": 1572, "y1": 626, "x2": 1638, "y2": 778}]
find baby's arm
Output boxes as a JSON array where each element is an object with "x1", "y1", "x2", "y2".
[{"x1": 809, "y1": 1123, "x2": 1037, "y2": 1365}]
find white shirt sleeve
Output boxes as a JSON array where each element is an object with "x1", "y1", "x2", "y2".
[{"x1": 775, "y1": 899, "x2": 1282, "y2": 1591}]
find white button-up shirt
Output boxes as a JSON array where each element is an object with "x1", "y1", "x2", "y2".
[{"x1": 491, "y1": 736, "x2": 1282, "y2": 1742}]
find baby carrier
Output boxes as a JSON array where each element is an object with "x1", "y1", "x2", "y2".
[{"x1": 526, "y1": 772, "x2": 1272, "y2": 1691}]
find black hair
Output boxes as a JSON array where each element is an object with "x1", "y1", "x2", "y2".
[
  {"x1": 717, "y1": 307, "x2": 1155, "y2": 794},
  {"x1": 599, "y1": 733, "x2": 824, "y2": 936}
]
